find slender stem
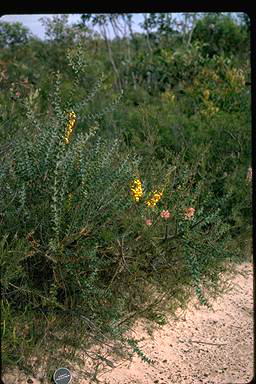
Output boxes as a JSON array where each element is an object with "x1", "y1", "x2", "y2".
[
  {"x1": 189, "y1": 339, "x2": 227, "y2": 346},
  {"x1": 8, "y1": 282, "x2": 66, "y2": 310},
  {"x1": 164, "y1": 223, "x2": 168, "y2": 241}
]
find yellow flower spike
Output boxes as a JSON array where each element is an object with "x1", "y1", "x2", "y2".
[
  {"x1": 203, "y1": 89, "x2": 210, "y2": 100},
  {"x1": 146, "y1": 189, "x2": 163, "y2": 208},
  {"x1": 64, "y1": 110, "x2": 77, "y2": 144},
  {"x1": 130, "y1": 177, "x2": 143, "y2": 202},
  {"x1": 67, "y1": 192, "x2": 73, "y2": 209}
]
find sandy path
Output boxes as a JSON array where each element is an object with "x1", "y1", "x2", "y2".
[
  {"x1": 2, "y1": 262, "x2": 253, "y2": 384},
  {"x1": 96, "y1": 262, "x2": 254, "y2": 384}
]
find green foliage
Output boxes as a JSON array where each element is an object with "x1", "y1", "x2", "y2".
[
  {"x1": 39, "y1": 15, "x2": 93, "y2": 44},
  {"x1": 192, "y1": 13, "x2": 250, "y2": 58},
  {"x1": 0, "y1": 21, "x2": 31, "y2": 48},
  {"x1": 1, "y1": 60, "x2": 137, "y2": 306},
  {"x1": 126, "y1": 338, "x2": 155, "y2": 364}
]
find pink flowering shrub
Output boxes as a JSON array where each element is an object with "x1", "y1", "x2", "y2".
[{"x1": 160, "y1": 210, "x2": 171, "y2": 220}]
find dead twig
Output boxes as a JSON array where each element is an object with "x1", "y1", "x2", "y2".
[{"x1": 188, "y1": 339, "x2": 227, "y2": 346}]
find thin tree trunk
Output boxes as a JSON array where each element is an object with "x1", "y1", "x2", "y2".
[
  {"x1": 100, "y1": 23, "x2": 122, "y2": 92},
  {"x1": 143, "y1": 13, "x2": 153, "y2": 53},
  {"x1": 187, "y1": 13, "x2": 197, "y2": 46},
  {"x1": 126, "y1": 15, "x2": 137, "y2": 90}
]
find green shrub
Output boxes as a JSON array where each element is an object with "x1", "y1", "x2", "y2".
[{"x1": 1, "y1": 40, "x2": 251, "y2": 378}]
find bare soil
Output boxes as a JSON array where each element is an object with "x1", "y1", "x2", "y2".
[{"x1": 2, "y1": 261, "x2": 253, "y2": 384}]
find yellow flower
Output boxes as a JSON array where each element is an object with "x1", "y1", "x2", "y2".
[
  {"x1": 212, "y1": 72, "x2": 220, "y2": 82},
  {"x1": 130, "y1": 177, "x2": 143, "y2": 202},
  {"x1": 146, "y1": 190, "x2": 163, "y2": 207},
  {"x1": 162, "y1": 90, "x2": 176, "y2": 103},
  {"x1": 203, "y1": 89, "x2": 210, "y2": 100},
  {"x1": 226, "y1": 68, "x2": 245, "y2": 88},
  {"x1": 200, "y1": 99, "x2": 219, "y2": 117},
  {"x1": 67, "y1": 192, "x2": 72, "y2": 209},
  {"x1": 64, "y1": 111, "x2": 76, "y2": 144}
]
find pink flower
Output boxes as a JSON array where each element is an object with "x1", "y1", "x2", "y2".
[
  {"x1": 185, "y1": 207, "x2": 195, "y2": 220},
  {"x1": 15, "y1": 91, "x2": 21, "y2": 97},
  {"x1": 160, "y1": 210, "x2": 171, "y2": 220},
  {"x1": 145, "y1": 219, "x2": 153, "y2": 226}
]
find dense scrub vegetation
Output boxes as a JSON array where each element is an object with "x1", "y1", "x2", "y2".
[{"x1": 0, "y1": 12, "x2": 252, "y2": 381}]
